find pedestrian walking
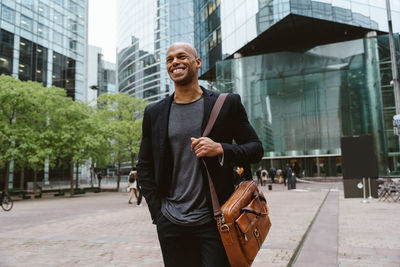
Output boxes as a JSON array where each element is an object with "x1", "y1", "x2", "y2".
[
  {"x1": 283, "y1": 164, "x2": 293, "y2": 188},
  {"x1": 283, "y1": 163, "x2": 293, "y2": 189},
  {"x1": 268, "y1": 167, "x2": 276, "y2": 183},
  {"x1": 293, "y1": 161, "x2": 301, "y2": 178},
  {"x1": 277, "y1": 168, "x2": 283, "y2": 184},
  {"x1": 97, "y1": 171, "x2": 102, "y2": 189},
  {"x1": 256, "y1": 166, "x2": 262, "y2": 186},
  {"x1": 261, "y1": 168, "x2": 268, "y2": 186},
  {"x1": 127, "y1": 168, "x2": 139, "y2": 205},
  {"x1": 137, "y1": 42, "x2": 263, "y2": 267}
]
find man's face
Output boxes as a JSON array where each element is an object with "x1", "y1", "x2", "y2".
[{"x1": 166, "y1": 44, "x2": 201, "y2": 85}]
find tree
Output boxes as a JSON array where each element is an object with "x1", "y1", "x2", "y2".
[
  {"x1": 12, "y1": 81, "x2": 66, "y2": 192},
  {"x1": 76, "y1": 105, "x2": 111, "y2": 188},
  {"x1": 0, "y1": 75, "x2": 35, "y2": 191},
  {"x1": 46, "y1": 96, "x2": 93, "y2": 196},
  {"x1": 96, "y1": 93, "x2": 147, "y2": 190}
]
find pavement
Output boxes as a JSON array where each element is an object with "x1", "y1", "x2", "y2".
[{"x1": 0, "y1": 180, "x2": 399, "y2": 267}]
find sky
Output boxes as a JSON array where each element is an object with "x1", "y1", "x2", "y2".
[{"x1": 88, "y1": 0, "x2": 117, "y2": 63}]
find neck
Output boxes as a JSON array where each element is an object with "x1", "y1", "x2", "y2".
[{"x1": 174, "y1": 82, "x2": 203, "y2": 103}]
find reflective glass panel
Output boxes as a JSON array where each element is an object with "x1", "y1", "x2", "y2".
[
  {"x1": 38, "y1": 23, "x2": 49, "y2": 39},
  {"x1": 38, "y1": 1, "x2": 50, "y2": 17},
  {"x1": 0, "y1": 29, "x2": 14, "y2": 75},
  {"x1": 53, "y1": 10, "x2": 63, "y2": 25},
  {"x1": 1, "y1": 5, "x2": 14, "y2": 23},
  {"x1": 20, "y1": 15, "x2": 33, "y2": 31}
]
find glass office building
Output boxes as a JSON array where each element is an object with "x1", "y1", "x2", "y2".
[
  {"x1": 117, "y1": 0, "x2": 194, "y2": 101},
  {"x1": 87, "y1": 45, "x2": 116, "y2": 104},
  {"x1": 196, "y1": 0, "x2": 400, "y2": 176},
  {"x1": 0, "y1": 0, "x2": 87, "y2": 100}
]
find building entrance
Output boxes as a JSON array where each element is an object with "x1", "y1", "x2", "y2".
[{"x1": 262, "y1": 155, "x2": 342, "y2": 178}]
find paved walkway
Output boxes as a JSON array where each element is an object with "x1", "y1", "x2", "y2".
[
  {"x1": 0, "y1": 181, "x2": 399, "y2": 266},
  {"x1": 293, "y1": 190, "x2": 339, "y2": 267}
]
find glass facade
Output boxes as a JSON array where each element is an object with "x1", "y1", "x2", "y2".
[
  {"x1": 195, "y1": 0, "x2": 400, "y2": 78},
  {"x1": 0, "y1": 28, "x2": 13, "y2": 75},
  {"x1": 117, "y1": 0, "x2": 194, "y2": 101},
  {"x1": 52, "y1": 51, "x2": 75, "y2": 98},
  {"x1": 103, "y1": 61, "x2": 116, "y2": 94},
  {"x1": 216, "y1": 35, "x2": 400, "y2": 176},
  {"x1": 0, "y1": 0, "x2": 88, "y2": 100},
  {"x1": 195, "y1": 0, "x2": 400, "y2": 176},
  {"x1": 377, "y1": 34, "x2": 400, "y2": 175},
  {"x1": 19, "y1": 37, "x2": 48, "y2": 85}
]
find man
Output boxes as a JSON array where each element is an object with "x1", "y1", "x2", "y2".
[
  {"x1": 261, "y1": 168, "x2": 268, "y2": 186},
  {"x1": 137, "y1": 42, "x2": 263, "y2": 267},
  {"x1": 96, "y1": 171, "x2": 102, "y2": 189},
  {"x1": 256, "y1": 166, "x2": 262, "y2": 186},
  {"x1": 268, "y1": 167, "x2": 276, "y2": 184},
  {"x1": 283, "y1": 163, "x2": 292, "y2": 188}
]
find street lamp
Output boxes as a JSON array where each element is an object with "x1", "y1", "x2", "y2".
[{"x1": 90, "y1": 85, "x2": 99, "y2": 97}]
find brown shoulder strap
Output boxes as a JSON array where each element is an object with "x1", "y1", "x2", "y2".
[
  {"x1": 201, "y1": 93, "x2": 228, "y2": 217},
  {"x1": 202, "y1": 93, "x2": 228, "y2": 137}
]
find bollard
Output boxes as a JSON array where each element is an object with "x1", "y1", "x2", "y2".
[{"x1": 268, "y1": 185, "x2": 272, "y2": 190}]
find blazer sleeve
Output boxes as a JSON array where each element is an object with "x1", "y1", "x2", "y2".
[
  {"x1": 137, "y1": 106, "x2": 161, "y2": 223},
  {"x1": 220, "y1": 94, "x2": 263, "y2": 165}
]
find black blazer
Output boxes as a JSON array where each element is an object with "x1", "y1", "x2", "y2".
[{"x1": 137, "y1": 87, "x2": 263, "y2": 223}]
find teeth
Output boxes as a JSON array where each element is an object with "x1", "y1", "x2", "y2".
[{"x1": 173, "y1": 69, "x2": 184, "y2": 73}]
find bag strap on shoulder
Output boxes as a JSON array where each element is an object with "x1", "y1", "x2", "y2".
[{"x1": 201, "y1": 93, "x2": 228, "y2": 217}]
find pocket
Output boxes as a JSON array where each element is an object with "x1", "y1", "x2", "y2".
[
  {"x1": 155, "y1": 211, "x2": 165, "y2": 225},
  {"x1": 235, "y1": 198, "x2": 271, "y2": 262}
]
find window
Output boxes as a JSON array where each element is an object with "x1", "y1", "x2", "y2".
[
  {"x1": 69, "y1": 39, "x2": 76, "y2": 50},
  {"x1": 19, "y1": 37, "x2": 48, "y2": 85},
  {"x1": 52, "y1": 51, "x2": 76, "y2": 99},
  {"x1": 68, "y1": 0, "x2": 84, "y2": 18},
  {"x1": 21, "y1": 0, "x2": 34, "y2": 9},
  {"x1": 53, "y1": 31, "x2": 63, "y2": 44},
  {"x1": 77, "y1": 23, "x2": 84, "y2": 36},
  {"x1": 209, "y1": 29, "x2": 217, "y2": 49},
  {"x1": 20, "y1": 15, "x2": 33, "y2": 31},
  {"x1": 76, "y1": 41, "x2": 83, "y2": 54},
  {"x1": 38, "y1": 1, "x2": 50, "y2": 17},
  {"x1": 208, "y1": 0, "x2": 217, "y2": 15},
  {"x1": 53, "y1": 10, "x2": 63, "y2": 25},
  {"x1": 38, "y1": 23, "x2": 49, "y2": 39},
  {"x1": 1, "y1": 5, "x2": 14, "y2": 23},
  {"x1": 0, "y1": 29, "x2": 14, "y2": 75},
  {"x1": 68, "y1": 18, "x2": 77, "y2": 32},
  {"x1": 53, "y1": 0, "x2": 64, "y2": 6}
]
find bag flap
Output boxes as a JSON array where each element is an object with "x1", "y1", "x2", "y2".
[{"x1": 236, "y1": 211, "x2": 256, "y2": 234}]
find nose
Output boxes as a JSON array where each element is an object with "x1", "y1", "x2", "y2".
[{"x1": 171, "y1": 57, "x2": 179, "y2": 65}]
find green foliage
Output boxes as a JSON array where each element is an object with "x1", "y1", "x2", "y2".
[
  {"x1": 96, "y1": 93, "x2": 148, "y2": 167},
  {"x1": 0, "y1": 75, "x2": 148, "y2": 188}
]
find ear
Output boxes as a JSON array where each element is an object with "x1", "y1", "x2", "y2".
[{"x1": 196, "y1": 57, "x2": 202, "y2": 69}]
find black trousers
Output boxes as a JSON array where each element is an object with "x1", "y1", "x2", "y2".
[{"x1": 156, "y1": 214, "x2": 230, "y2": 267}]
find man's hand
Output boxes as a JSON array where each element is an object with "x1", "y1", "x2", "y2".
[{"x1": 190, "y1": 137, "x2": 223, "y2": 158}]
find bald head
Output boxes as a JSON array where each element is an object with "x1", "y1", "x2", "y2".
[
  {"x1": 166, "y1": 42, "x2": 202, "y2": 86},
  {"x1": 167, "y1": 42, "x2": 198, "y2": 59}
]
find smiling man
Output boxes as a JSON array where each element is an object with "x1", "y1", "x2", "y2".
[{"x1": 137, "y1": 42, "x2": 263, "y2": 267}]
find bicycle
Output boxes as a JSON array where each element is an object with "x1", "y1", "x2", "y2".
[{"x1": 1, "y1": 190, "x2": 13, "y2": 211}]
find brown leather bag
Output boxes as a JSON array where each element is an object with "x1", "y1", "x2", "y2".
[
  {"x1": 217, "y1": 181, "x2": 271, "y2": 267},
  {"x1": 202, "y1": 94, "x2": 271, "y2": 267}
]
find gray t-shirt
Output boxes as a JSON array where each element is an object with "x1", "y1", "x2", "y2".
[{"x1": 161, "y1": 96, "x2": 212, "y2": 225}]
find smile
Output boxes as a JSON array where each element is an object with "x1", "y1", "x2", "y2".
[{"x1": 172, "y1": 68, "x2": 185, "y2": 73}]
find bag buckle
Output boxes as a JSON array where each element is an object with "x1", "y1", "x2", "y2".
[{"x1": 218, "y1": 214, "x2": 229, "y2": 231}]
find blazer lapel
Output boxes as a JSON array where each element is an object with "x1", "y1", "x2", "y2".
[{"x1": 159, "y1": 94, "x2": 174, "y2": 150}]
